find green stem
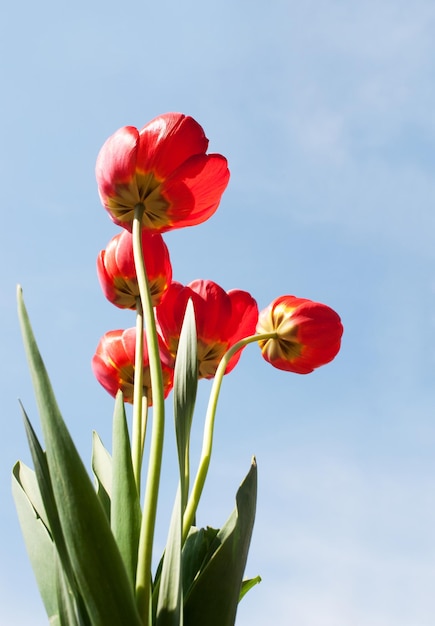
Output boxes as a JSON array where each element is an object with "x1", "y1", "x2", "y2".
[
  {"x1": 132, "y1": 296, "x2": 144, "y2": 493},
  {"x1": 182, "y1": 331, "x2": 277, "y2": 541},
  {"x1": 182, "y1": 438, "x2": 190, "y2": 514},
  {"x1": 132, "y1": 205, "x2": 166, "y2": 625},
  {"x1": 140, "y1": 394, "x2": 149, "y2": 456}
]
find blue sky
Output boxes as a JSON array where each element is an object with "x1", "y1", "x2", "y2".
[{"x1": 1, "y1": 0, "x2": 435, "y2": 624}]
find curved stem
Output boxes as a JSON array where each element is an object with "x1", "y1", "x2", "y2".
[
  {"x1": 132, "y1": 205, "x2": 166, "y2": 625},
  {"x1": 131, "y1": 296, "x2": 144, "y2": 493},
  {"x1": 182, "y1": 331, "x2": 277, "y2": 541}
]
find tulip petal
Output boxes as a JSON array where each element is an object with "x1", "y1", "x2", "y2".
[
  {"x1": 96, "y1": 126, "x2": 139, "y2": 198},
  {"x1": 97, "y1": 230, "x2": 172, "y2": 309},
  {"x1": 162, "y1": 155, "x2": 230, "y2": 231},
  {"x1": 137, "y1": 113, "x2": 209, "y2": 178},
  {"x1": 92, "y1": 328, "x2": 174, "y2": 404},
  {"x1": 156, "y1": 280, "x2": 257, "y2": 380}
]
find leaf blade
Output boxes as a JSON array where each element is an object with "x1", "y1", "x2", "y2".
[
  {"x1": 12, "y1": 462, "x2": 58, "y2": 620},
  {"x1": 183, "y1": 459, "x2": 258, "y2": 626},
  {"x1": 111, "y1": 392, "x2": 142, "y2": 585},
  {"x1": 173, "y1": 299, "x2": 198, "y2": 511},
  {"x1": 155, "y1": 488, "x2": 183, "y2": 626},
  {"x1": 17, "y1": 287, "x2": 141, "y2": 626},
  {"x1": 91, "y1": 431, "x2": 112, "y2": 522}
]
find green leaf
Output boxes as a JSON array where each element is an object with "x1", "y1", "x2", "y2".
[
  {"x1": 155, "y1": 488, "x2": 183, "y2": 626},
  {"x1": 183, "y1": 459, "x2": 257, "y2": 626},
  {"x1": 173, "y1": 299, "x2": 198, "y2": 510},
  {"x1": 154, "y1": 300, "x2": 198, "y2": 626},
  {"x1": 21, "y1": 406, "x2": 77, "y2": 580},
  {"x1": 181, "y1": 526, "x2": 219, "y2": 593},
  {"x1": 55, "y1": 553, "x2": 80, "y2": 626},
  {"x1": 111, "y1": 392, "x2": 142, "y2": 585},
  {"x1": 19, "y1": 406, "x2": 91, "y2": 625},
  {"x1": 17, "y1": 287, "x2": 141, "y2": 626},
  {"x1": 13, "y1": 446, "x2": 50, "y2": 533},
  {"x1": 239, "y1": 575, "x2": 262, "y2": 601},
  {"x1": 91, "y1": 431, "x2": 112, "y2": 521},
  {"x1": 12, "y1": 461, "x2": 58, "y2": 620}
]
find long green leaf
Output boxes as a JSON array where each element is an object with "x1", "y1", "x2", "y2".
[
  {"x1": 91, "y1": 431, "x2": 112, "y2": 521},
  {"x1": 173, "y1": 299, "x2": 197, "y2": 511},
  {"x1": 155, "y1": 488, "x2": 183, "y2": 626},
  {"x1": 183, "y1": 459, "x2": 257, "y2": 626},
  {"x1": 154, "y1": 300, "x2": 198, "y2": 626},
  {"x1": 18, "y1": 410, "x2": 91, "y2": 625},
  {"x1": 21, "y1": 406, "x2": 80, "y2": 588},
  {"x1": 111, "y1": 391, "x2": 142, "y2": 585},
  {"x1": 55, "y1": 553, "x2": 80, "y2": 626},
  {"x1": 13, "y1": 444, "x2": 50, "y2": 533},
  {"x1": 12, "y1": 462, "x2": 58, "y2": 620},
  {"x1": 17, "y1": 287, "x2": 141, "y2": 626}
]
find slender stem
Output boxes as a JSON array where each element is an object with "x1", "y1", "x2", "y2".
[
  {"x1": 140, "y1": 393, "x2": 149, "y2": 456},
  {"x1": 132, "y1": 205, "x2": 166, "y2": 624},
  {"x1": 132, "y1": 296, "x2": 144, "y2": 493},
  {"x1": 182, "y1": 331, "x2": 277, "y2": 541},
  {"x1": 182, "y1": 438, "x2": 190, "y2": 514}
]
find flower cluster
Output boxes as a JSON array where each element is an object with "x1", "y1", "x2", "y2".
[
  {"x1": 93, "y1": 112, "x2": 343, "y2": 405},
  {"x1": 14, "y1": 111, "x2": 344, "y2": 626},
  {"x1": 91, "y1": 114, "x2": 343, "y2": 623}
]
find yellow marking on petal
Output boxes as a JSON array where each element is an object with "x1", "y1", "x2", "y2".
[
  {"x1": 106, "y1": 170, "x2": 173, "y2": 230},
  {"x1": 197, "y1": 340, "x2": 228, "y2": 379}
]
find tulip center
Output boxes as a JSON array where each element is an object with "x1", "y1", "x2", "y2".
[
  {"x1": 107, "y1": 171, "x2": 171, "y2": 230},
  {"x1": 197, "y1": 340, "x2": 228, "y2": 379}
]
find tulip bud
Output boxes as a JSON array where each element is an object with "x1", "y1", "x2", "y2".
[
  {"x1": 97, "y1": 229, "x2": 172, "y2": 309},
  {"x1": 92, "y1": 328, "x2": 174, "y2": 403},
  {"x1": 256, "y1": 295, "x2": 343, "y2": 374}
]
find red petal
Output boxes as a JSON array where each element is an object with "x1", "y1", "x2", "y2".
[
  {"x1": 111, "y1": 231, "x2": 134, "y2": 277},
  {"x1": 158, "y1": 155, "x2": 229, "y2": 231},
  {"x1": 223, "y1": 290, "x2": 259, "y2": 374},
  {"x1": 188, "y1": 280, "x2": 232, "y2": 341},
  {"x1": 136, "y1": 113, "x2": 209, "y2": 179},
  {"x1": 96, "y1": 126, "x2": 139, "y2": 200},
  {"x1": 96, "y1": 250, "x2": 118, "y2": 302},
  {"x1": 155, "y1": 282, "x2": 194, "y2": 355},
  {"x1": 228, "y1": 290, "x2": 259, "y2": 342}
]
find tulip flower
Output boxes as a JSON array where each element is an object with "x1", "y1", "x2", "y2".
[
  {"x1": 96, "y1": 113, "x2": 230, "y2": 232},
  {"x1": 256, "y1": 295, "x2": 343, "y2": 374},
  {"x1": 92, "y1": 328, "x2": 174, "y2": 404},
  {"x1": 97, "y1": 229, "x2": 172, "y2": 309},
  {"x1": 156, "y1": 280, "x2": 258, "y2": 379}
]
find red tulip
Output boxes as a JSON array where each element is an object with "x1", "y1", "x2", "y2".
[
  {"x1": 256, "y1": 295, "x2": 343, "y2": 374},
  {"x1": 156, "y1": 280, "x2": 259, "y2": 379},
  {"x1": 96, "y1": 113, "x2": 230, "y2": 232},
  {"x1": 92, "y1": 328, "x2": 174, "y2": 404},
  {"x1": 97, "y1": 229, "x2": 172, "y2": 309}
]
